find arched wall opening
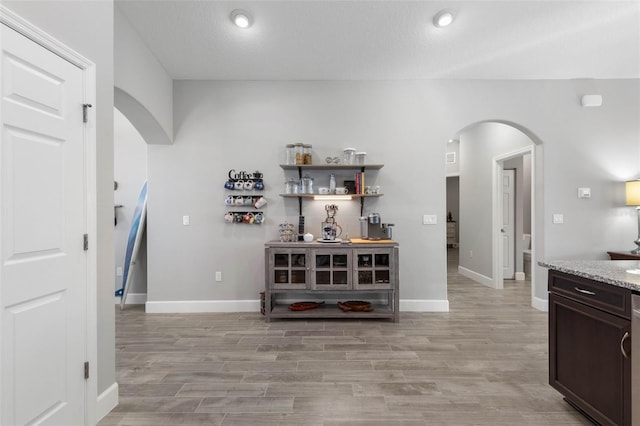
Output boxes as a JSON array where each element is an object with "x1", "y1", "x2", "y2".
[
  {"x1": 113, "y1": 87, "x2": 167, "y2": 305},
  {"x1": 446, "y1": 120, "x2": 545, "y2": 311}
]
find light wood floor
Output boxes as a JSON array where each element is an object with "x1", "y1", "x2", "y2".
[{"x1": 99, "y1": 249, "x2": 591, "y2": 425}]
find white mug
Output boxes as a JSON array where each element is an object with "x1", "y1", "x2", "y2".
[
  {"x1": 234, "y1": 180, "x2": 244, "y2": 190},
  {"x1": 335, "y1": 187, "x2": 348, "y2": 195},
  {"x1": 225, "y1": 196, "x2": 235, "y2": 206},
  {"x1": 254, "y1": 197, "x2": 267, "y2": 209}
]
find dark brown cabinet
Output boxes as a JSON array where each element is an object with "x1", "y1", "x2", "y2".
[{"x1": 548, "y1": 270, "x2": 632, "y2": 426}]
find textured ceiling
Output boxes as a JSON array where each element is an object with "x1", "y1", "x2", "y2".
[{"x1": 116, "y1": 0, "x2": 640, "y2": 80}]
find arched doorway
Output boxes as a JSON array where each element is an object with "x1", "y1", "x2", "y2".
[{"x1": 446, "y1": 121, "x2": 544, "y2": 310}]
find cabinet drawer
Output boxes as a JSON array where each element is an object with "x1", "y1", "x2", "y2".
[{"x1": 548, "y1": 270, "x2": 631, "y2": 319}]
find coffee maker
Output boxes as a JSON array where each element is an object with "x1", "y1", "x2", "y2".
[{"x1": 361, "y1": 213, "x2": 394, "y2": 240}]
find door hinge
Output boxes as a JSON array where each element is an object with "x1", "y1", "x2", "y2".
[
  {"x1": 84, "y1": 361, "x2": 89, "y2": 379},
  {"x1": 83, "y1": 103, "x2": 92, "y2": 123},
  {"x1": 83, "y1": 234, "x2": 89, "y2": 251}
]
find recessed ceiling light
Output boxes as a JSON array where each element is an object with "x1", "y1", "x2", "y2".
[
  {"x1": 433, "y1": 10, "x2": 454, "y2": 28},
  {"x1": 231, "y1": 9, "x2": 252, "y2": 29}
]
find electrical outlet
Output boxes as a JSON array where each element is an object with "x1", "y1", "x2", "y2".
[
  {"x1": 553, "y1": 214, "x2": 564, "y2": 224},
  {"x1": 183, "y1": 215, "x2": 190, "y2": 226},
  {"x1": 215, "y1": 271, "x2": 222, "y2": 282},
  {"x1": 116, "y1": 266, "x2": 123, "y2": 276}
]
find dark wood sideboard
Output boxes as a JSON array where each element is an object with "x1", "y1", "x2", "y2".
[{"x1": 607, "y1": 251, "x2": 640, "y2": 260}]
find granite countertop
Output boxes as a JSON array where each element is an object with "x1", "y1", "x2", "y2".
[{"x1": 539, "y1": 259, "x2": 640, "y2": 292}]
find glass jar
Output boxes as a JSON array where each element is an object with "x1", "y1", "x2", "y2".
[
  {"x1": 303, "y1": 144, "x2": 312, "y2": 165},
  {"x1": 355, "y1": 151, "x2": 367, "y2": 165},
  {"x1": 300, "y1": 175, "x2": 314, "y2": 194},
  {"x1": 294, "y1": 143, "x2": 304, "y2": 165},
  {"x1": 285, "y1": 144, "x2": 296, "y2": 165},
  {"x1": 285, "y1": 178, "x2": 299, "y2": 194},
  {"x1": 343, "y1": 148, "x2": 356, "y2": 164}
]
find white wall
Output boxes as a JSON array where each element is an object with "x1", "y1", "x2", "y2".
[
  {"x1": 114, "y1": 5, "x2": 173, "y2": 145},
  {"x1": 2, "y1": 0, "x2": 116, "y2": 406},
  {"x1": 114, "y1": 108, "x2": 148, "y2": 297},
  {"x1": 144, "y1": 79, "x2": 639, "y2": 311}
]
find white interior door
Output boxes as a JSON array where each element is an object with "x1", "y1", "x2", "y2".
[
  {"x1": 501, "y1": 169, "x2": 515, "y2": 279},
  {"x1": 1, "y1": 24, "x2": 86, "y2": 425}
]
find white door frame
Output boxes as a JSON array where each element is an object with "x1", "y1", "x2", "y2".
[
  {"x1": 0, "y1": 6, "x2": 98, "y2": 425},
  {"x1": 492, "y1": 146, "x2": 535, "y2": 300},
  {"x1": 501, "y1": 169, "x2": 516, "y2": 280}
]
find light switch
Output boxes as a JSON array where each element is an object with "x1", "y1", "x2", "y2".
[
  {"x1": 578, "y1": 188, "x2": 591, "y2": 198},
  {"x1": 553, "y1": 214, "x2": 564, "y2": 224},
  {"x1": 423, "y1": 214, "x2": 437, "y2": 225},
  {"x1": 183, "y1": 215, "x2": 190, "y2": 226}
]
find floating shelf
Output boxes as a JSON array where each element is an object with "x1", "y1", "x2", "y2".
[
  {"x1": 279, "y1": 193, "x2": 383, "y2": 198},
  {"x1": 280, "y1": 164, "x2": 384, "y2": 216},
  {"x1": 280, "y1": 164, "x2": 384, "y2": 171}
]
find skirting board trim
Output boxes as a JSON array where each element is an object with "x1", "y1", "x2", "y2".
[
  {"x1": 458, "y1": 266, "x2": 494, "y2": 288},
  {"x1": 532, "y1": 296, "x2": 548, "y2": 312},
  {"x1": 146, "y1": 300, "x2": 260, "y2": 313},
  {"x1": 145, "y1": 299, "x2": 450, "y2": 313},
  {"x1": 400, "y1": 299, "x2": 449, "y2": 312},
  {"x1": 114, "y1": 293, "x2": 147, "y2": 305},
  {"x1": 95, "y1": 382, "x2": 118, "y2": 424}
]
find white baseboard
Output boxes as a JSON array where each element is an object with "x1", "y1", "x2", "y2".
[
  {"x1": 515, "y1": 271, "x2": 526, "y2": 281},
  {"x1": 532, "y1": 296, "x2": 548, "y2": 312},
  {"x1": 114, "y1": 293, "x2": 147, "y2": 305},
  {"x1": 95, "y1": 382, "x2": 118, "y2": 424},
  {"x1": 400, "y1": 299, "x2": 449, "y2": 312},
  {"x1": 143, "y1": 298, "x2": 450, "y2": 313},
  {"x1": 458, "y1": 266, "x2": 495, "y2": 288},
  {"x1": 145, "y1": 299, "x2": 260, "y2": 313}
]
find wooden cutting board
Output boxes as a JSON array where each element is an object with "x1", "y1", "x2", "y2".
[{"x1": 349, "y1": 238, "x2": 396, "y2": 244}]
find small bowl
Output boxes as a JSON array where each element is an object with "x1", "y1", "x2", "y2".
[{"x1": 318, "y1": 187, "x2": 330, "y2": 194}]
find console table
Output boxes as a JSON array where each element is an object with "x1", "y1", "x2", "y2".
[
  {"x1": 607, "y1": 251, "x2": 640, "y2": 260},
  {"x1": 264, "y1": 239, "x2": 399, "y2": 322}
]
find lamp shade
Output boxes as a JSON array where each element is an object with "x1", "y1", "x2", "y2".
[{"x1": 626, "y1": 180, "x2": 640, "y2": 206}]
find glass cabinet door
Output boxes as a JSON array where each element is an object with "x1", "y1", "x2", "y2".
[
  {"x1": 310, "y1": 249, "x2": 351, "y2": 290},
  {"x1": 270, "y1": 249, "x2": 308, "y2": 289},
  {"x1": 353, "y1": 248, "x2": 394, "y2": 289}
]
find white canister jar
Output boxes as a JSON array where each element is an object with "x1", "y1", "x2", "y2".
[
  {"x1": 343, "y1": 148, "x2": 356, "y2": 164},
  {"x1": 355, "y1": 152, "x2": 367, "y2": 165},
  {"x1": 285, "y1": 144, "x2": 296, "y2": 165}
]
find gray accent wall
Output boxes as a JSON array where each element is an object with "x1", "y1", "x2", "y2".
[{"x1": 144, "y1": 79, "x2": 639, "y2": 308}]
